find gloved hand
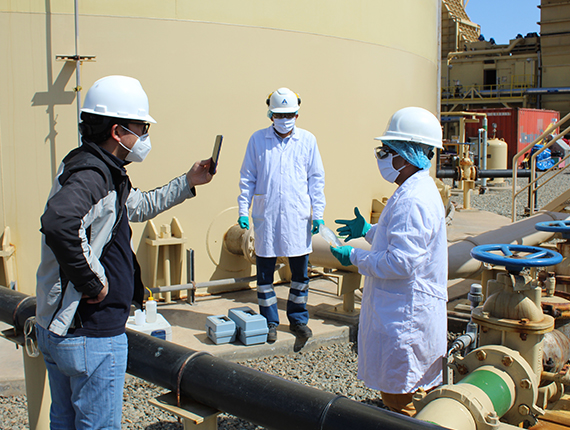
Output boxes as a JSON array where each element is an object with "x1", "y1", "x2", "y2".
[
  {"x1": 335, "y1": 207, "x2": 371, "y2": 242},
  {"x1": 312, "y1": 219, "x2": 324, "y2": 235},
  {"x1": 330, "y1": 245, "x2": 354, "y2": 267},
  {"x1": 238, "y1": 216, "x2": 250, "y2": 230}
]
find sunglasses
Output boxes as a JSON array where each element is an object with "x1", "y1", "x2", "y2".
[
  {"x1": 273, "y1": 112, "x2": 297, "y2": 119},
  {"x1": 123, "y1": 122, "x2": 151, "y2": 136},
  {"x1": 375, "y1": 146, "x2": 397, "y2": 160}
]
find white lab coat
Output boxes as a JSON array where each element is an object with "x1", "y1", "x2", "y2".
[
  {"x1": 350, "y1": 169, "x2": 448, "y2": 393},
  {"x1": 238, "y1": 125, "x2": 325, "y2": 257}
]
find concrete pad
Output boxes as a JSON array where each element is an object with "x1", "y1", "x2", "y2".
[
  {"x1": 0, "y1": 276, "x2": 357, "y2": 394},
  {"x1": 0, "y1": 207, "x2": 514, "y2": 394}
]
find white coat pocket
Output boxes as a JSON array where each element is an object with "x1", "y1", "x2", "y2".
[{"x1": 372, "y1": 287, "x2": 413, "y2": 341}]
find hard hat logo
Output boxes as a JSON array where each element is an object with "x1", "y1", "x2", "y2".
[{"x1": 282, "y1": 100, "x2": 288, "y2": 105}]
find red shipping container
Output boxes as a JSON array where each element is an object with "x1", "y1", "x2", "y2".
[{"x1": 464, "y1": 108, "x2": 560, "y2": 168}]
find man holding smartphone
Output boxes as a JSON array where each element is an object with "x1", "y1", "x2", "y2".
[
  {"x1": 237, "y1": 87, "x2": 326, "y2": 343},
  {"x1": 35, "y1": 75, "x2": 213, "y2": 429}
]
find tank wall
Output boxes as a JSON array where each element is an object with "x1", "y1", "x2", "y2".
[{"x1": 0, "y1": 1, "x2": 440, "y2": 294}]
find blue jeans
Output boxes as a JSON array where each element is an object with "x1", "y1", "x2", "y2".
[
  {"x1": 256, "y1": 254, "x2": 310, "y2": 326},
  {"x1": 36, "y1": 324, "x2": 128, "y2": 430}
]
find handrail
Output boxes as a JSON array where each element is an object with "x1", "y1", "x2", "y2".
[
  {"x1": 511, "y1": 113, "x2": 570, "y2": 221},
  {"x1": 528, "y1": 124, "x2": 570, "y2": 214}
]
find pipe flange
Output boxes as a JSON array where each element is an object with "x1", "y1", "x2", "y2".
[
  {"x1": 241, "y1": 228, "x2": 256, "y2": 265},
  {"x1": 415, "y1": 383, "x2": 499, "y2": 430},
  {"x1": 455, "y1": 345, "x2": 542, "y2": 426},
  {"x1": 472, "y1": 307, "x2": 554, "y2": 335}
]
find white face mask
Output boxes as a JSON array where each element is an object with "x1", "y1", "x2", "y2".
[
  {"x1": 273, "y1": 117, "x2": 296, "y2": 134},
  {"x1": 377, "y1": 153, "x2": 405, "y2": 183},
  {"x1": 119, "y1": 126, "x2": 152, "y2": 163}
]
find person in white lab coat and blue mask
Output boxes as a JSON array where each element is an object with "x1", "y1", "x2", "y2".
[
  {"x1": 237, "y1": 88, "x2": 326, "y2": 343},
  {"x1": 330, "y1": 107, "x2": 447, "y2": 416}
]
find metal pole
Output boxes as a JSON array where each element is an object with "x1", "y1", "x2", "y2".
[
  {"x1": 482, "y1": 117, "x2": 488, "y2": 189},
  {"x1": 74, "y1": 0, "x2": 82, "y2": 146}
]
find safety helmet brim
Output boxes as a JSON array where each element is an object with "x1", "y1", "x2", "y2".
[
  {"x1": 80, "y1": 108, "x2": 156, "y2": 124},
  {"x1": 374, "y1": 133, "x2": 442, "y2": 149}
]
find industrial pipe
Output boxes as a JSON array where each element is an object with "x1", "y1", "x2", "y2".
[
  {"x1": 0, "y1": 286, "x2": 37, "y2": 333},
  {"x1": 225, "y1": 210, "x2": 570, "y2": 282},
  {"x1": 481, "y1": 117, "x2": 488, "y2": 189},
  {"x1": 0, "y1": 286, "x2": 444, "y2": 430},
  {"x1": 448, "y1": 211, "x2": 570, "y2": 280},
  {"x1": 436, "y1": 169, "x2": 532, "y2": 180},
  {"x1": 415, "y1": 366, "x2": 517, "y2": 430}
]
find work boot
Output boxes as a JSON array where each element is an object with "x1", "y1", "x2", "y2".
[
  {"x1": 289, "y1": 323, "x2": 312, "y2": 339},
  {"x1": 267, "y1": 324, "x2": 278, "y2": 343}
]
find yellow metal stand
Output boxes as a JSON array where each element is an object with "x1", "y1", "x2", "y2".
[
  {"x1": 0, "y1": 226, "x2": 17, "y2": 289},
  {"x1": 146, "y1": 218, "x2": 187, "y2": 303},
  {"x1": 1, "y1": 323, "x2": 50, "y2": 430},
  {"x1": 149, "y1": 392, "x2": 220, "y2": 429},
  {"x1": 23, "y1": 352, "x2": 51, "y2": 430},
  {"x1": 315, "y1": 270, "x2": 361, "y2": 324}
]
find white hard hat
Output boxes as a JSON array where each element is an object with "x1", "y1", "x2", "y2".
[
  {"x1": 266, "y1": 88, "x2": 301, "y2": 113},
  {"x1": 375, "y1": 107, "x2": 442, "y2": 149},
  {"x1": 81, "y1": 75, "x2": 156, "y2": 123}
]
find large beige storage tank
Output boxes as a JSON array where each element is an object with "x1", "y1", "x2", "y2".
[{"x1": 1, "y1": 1, "x2": 441, "y2": 295}]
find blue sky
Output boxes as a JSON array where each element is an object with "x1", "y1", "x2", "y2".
[{"x1": 464, "y1": 0, "x2": 541, "y2": 45}]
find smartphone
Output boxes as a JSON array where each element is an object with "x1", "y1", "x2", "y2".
[{"x1": 209, "y1": 135, "x2": 223, "y2": 175}]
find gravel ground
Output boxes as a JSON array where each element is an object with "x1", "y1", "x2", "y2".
[
  {"x1": 3, "y1": 169, "x2": 570, "y2": 429},
  {"x1": 442, "y1": 169, "x2": 570, "y2": 220}
]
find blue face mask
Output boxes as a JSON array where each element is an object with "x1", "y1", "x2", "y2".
[{"x1": 377, "y1": 153, "x2": 405, "y2": 183}]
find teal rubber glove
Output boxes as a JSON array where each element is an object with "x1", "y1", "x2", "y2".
[
  {"x1": 335, "y1": 207, "x2": 371, "y2": 242},
  {"x1": 312, "y1": 219, "x2": 324, "y2": 235},
  {"x1": 238, "y1": 216, "x2": 250, "y2": 230},
  {"x1": 330, "y1": 245, "x2": 354, "y2": 267}
]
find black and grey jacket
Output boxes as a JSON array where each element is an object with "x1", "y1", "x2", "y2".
[{"x1": 36, "y1": 140, "x2": 195, "y2": 336}]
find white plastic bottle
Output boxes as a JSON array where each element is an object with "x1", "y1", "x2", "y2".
[
  {"x1": 145, "y1": 299, "x2": 157, "y2": 323},
  {"x1": 134, "y1": 309, "x2": 146, "y2": 326},
  {"x1": 319, "y1": 224, "x2": 343, "y2": 248}
]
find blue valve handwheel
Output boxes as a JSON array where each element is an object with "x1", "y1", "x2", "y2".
[
  {"x1": 470, "y1": 244, "x2": 563, "y2": 273},
  {"x1": 535, "y1": 220, "x2": 570, "y2": 239}
]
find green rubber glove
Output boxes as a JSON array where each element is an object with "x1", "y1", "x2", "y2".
[
  {"x1": 335, "y1": 207, "x2": 371, "y2": 242},
  {"x1": 312, "y1": 219, "x2": 324, "y2": 235},
  {"x1": 238, "y1": 216, "x2": 250, "y2": 230},
  {"x1": 330, "y1": 245, "x2": 354, "y2": 266}
]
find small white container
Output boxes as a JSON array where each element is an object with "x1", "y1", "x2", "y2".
[
  {"x1": 319, "y1": 224, "x2": 343, "y2": 248},
  {"x1": 145, "y1": 299, "x2": 157, "y2": 323},
  {"x1": 134, "y1": 309, "x2": 146, "y2": 326}
]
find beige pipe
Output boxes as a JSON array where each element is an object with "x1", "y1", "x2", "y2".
[
  {"x1": 415, "y1": 397, "x2": 476, "y2": 430},
  {"x1": 448, "y1": 211, "x2": 570, "y2": 280},
  {"x1": 309, "y1": 234, "x2": 370, "y2": 272},
  {"x1": 225, "y1": 211, "x2": 569, "y2": 281}
]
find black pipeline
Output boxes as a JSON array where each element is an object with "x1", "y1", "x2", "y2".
[
  {"x1": 436, "y1": 169, "x2": 532, "y2": 180},
  {"x1": 0, "y1": 286, "x2": 444, "y2": 430}
]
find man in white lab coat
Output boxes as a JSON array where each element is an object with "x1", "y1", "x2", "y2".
[
  {"x1": 330, "y1": 107, "x2": 447, "y2": 416},
  {"x1": 238, "y1": 88, "x2": 326, "y2": 343}
]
